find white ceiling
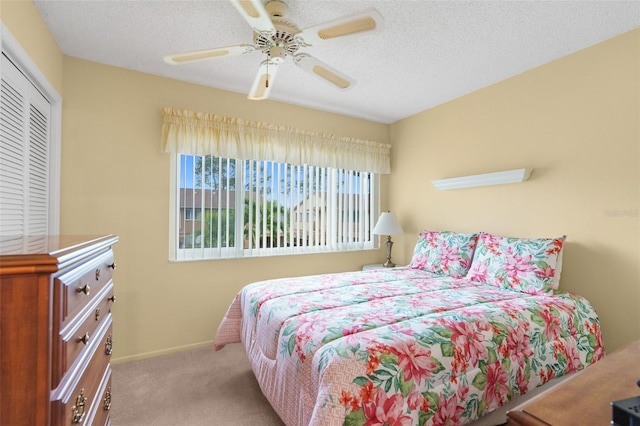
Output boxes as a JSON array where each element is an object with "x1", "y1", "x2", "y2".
[{"x1": 34, "y1": 0, "x2": 640, "y2": 124}]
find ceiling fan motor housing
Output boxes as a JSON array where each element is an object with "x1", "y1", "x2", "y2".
[
  {"x1": 255, "y1": 1, "x2": 301, "y2": 62},
  {"x1": 254, "y1": 22, "x2": 300, "y2": 58}
]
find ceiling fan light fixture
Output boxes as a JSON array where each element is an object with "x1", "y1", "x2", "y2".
[{"x1": 269, "y1": 45, "x2": 287, "y2": 62}]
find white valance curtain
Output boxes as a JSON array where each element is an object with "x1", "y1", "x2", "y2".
[{"x1": 161, "y1": 107, "x2": 391, "y2": 174}]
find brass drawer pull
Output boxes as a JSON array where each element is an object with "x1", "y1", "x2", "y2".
[
  {"x1": 108, "y1": 294, "x2": 116, "y2": 303},
  {"x1": 72, "y1": 388, "x2": 87, "y2": 423},
  {"x1": 95, "y1": 268, "x2": 101, "y2": 281},
  {"x1": 95, "y1": 308, "x2": 101, "y2": 321},
  {"x1": 103, "y1": 386, "x2": 112, "y2": 411},
  {"x1": 107, "y1": 262, "x2": 116, "y2": 270},
  {"x1": 77, "y1": 332, "x2": 90, "y2": 345},
  {"x1": 105, "y1": 334, "x2": 113, "y2": 355},
  {"x1": 77, "y1": 283, "x2": 91, "y2": 295}
]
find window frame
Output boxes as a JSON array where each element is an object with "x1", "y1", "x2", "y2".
[{"x1": 168, "y1": 152, "x2": 380, "y2": 261}]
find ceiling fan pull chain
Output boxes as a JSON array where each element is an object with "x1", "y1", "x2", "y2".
[{"x1": 266, "y1": 54, "x2": 270, "y2": 88}]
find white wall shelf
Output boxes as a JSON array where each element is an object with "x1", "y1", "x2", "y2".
[{"x1": 432, "y1": 168, "x2": 532, "y2": 190}]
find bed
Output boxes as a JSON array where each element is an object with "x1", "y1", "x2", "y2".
[{"x1": 215, "y1": 231, "x2": 604, "y2": 426}]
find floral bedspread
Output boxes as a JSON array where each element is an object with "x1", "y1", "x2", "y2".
[{"x1": 214, "y1": 267, "x2": 604, "y2": 426}]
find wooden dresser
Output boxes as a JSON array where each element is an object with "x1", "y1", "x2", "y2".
[{"x1": 0, "y1": 235, "x2": 118, "y2": 426}]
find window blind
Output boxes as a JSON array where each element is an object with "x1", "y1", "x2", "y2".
[{"x1": 174, "y1": 154, "x2": 375, "y2": 261}]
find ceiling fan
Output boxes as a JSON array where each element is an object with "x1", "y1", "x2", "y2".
[{"x1": 163, "y1": 0, "x2": 384, "y2": 100}]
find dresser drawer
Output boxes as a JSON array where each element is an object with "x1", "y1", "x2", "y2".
[
  {"x1": 53, "y1": 281, "x2": 115, "y2": 386},
  {"x1": 0, "y1": 234, "x2": 117, "y2": 426},
  {"x1": 56, "y1": 249, "x2": 115, "y2": 329},
  {"x1": 51, "y1": 317, "x2": 113, "y2": 425},
  {"x1": 85, "y1": 366, "x2": 112, "y2": 426}
]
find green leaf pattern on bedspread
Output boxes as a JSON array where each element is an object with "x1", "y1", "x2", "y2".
[{"x1": 241, "y1": 268, "x2": 604, "y2": 426}]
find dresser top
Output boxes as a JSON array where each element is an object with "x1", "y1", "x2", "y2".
[
  {"x1": 0, "y1": 235, "x2": 118, "y2": 274},
  {"x1": 508, "y1": 339, "x2": 640, "y2": 425},
  {"x1": 1, "y1": 234, "x2": 117, "y2": 254}
]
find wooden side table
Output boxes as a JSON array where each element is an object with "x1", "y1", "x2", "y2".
[{"x1": 507, "y1": 339, "x2": 640, "y2": 425}]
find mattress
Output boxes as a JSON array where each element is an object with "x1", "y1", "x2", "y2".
[{"x1": 215, "y1": 267, "x2": 604, "y2": 426}]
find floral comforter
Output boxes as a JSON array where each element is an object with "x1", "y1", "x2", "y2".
[{"x1": 214, "y1": 267, "x2": 604, "y2": 426}]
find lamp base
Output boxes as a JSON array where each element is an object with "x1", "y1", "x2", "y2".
[{"x1": 383, "y1": 236, "x2": 395, "y2": 268}]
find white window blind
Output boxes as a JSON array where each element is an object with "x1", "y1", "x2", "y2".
[
  {"x1": 0, "y1": 53, "x2": 51, "y2": 254},
  {"x1": 171, "y1": 154, "x2": 377, "y2": 261}
]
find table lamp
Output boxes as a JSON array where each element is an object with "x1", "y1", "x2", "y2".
[{"x1": 372, "y1": 211, "x2": 404, "y2": 267}]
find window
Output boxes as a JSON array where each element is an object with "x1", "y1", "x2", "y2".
[
  {"x1": 161, "y1": 107, "x2": 390, "y2": 261},
  {"x1": 170, "y1": 154, "x2": 378, "y2": 260}
]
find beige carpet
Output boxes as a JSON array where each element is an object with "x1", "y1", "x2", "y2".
[
  {"x1": 111, "y1": 344, "x2": 284, "y2": 425},
  {"x1": 111, "y1": 344, "x2": 514, "y2": 426}
]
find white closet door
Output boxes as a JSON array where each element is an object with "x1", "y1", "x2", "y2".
[
  {"x1": 0, "y1": 53, "x2": 51, "y2": 254},
  {"x1": 26, "y1": 78, "x2": 51, "y2": 252}
]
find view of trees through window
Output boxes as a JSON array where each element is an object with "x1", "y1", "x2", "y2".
[{"x1": 177, "y1": 154, "x2": 376, "y2": 257}]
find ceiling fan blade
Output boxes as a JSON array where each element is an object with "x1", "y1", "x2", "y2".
[
  {"x1": 248, "y1": 59, "x2": 280, "y2": 100},
  {"x1": 229, "y1": 0, "x2": 276, "y2": 34},
  {"x1": 294, "y1": 54, "x2": 353, "y2": 90},
  {"x1": 297, "y1": 8, "x2": 384, "y2": 46},
  {"x1": 164, "y1": 44, "x2": 255, "y2": 64}
]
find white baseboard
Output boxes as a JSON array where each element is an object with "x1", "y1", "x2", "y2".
[{"x1": 111, "y1": 340, "x2": 214, "y2": 365}]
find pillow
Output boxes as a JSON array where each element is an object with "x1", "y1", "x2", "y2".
[
  {"x1": 467, "y1": 233, "x2": 565, "y2": 295},
  {"x1": 409, "y1": 230, "x2": 479, "y2": 278}
]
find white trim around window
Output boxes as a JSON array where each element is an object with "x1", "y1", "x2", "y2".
[{"x1": 168, "y1": 152, "x2": 380, "y2": 262}]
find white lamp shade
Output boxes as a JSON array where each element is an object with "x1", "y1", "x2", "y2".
[{"x1": 373, "y1": 212, "x2": 403, "y2": 236}]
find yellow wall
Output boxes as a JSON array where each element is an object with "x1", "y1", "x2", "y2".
[
  {"x1": 1, "y1": 0, "x2": 388, "y2": 362},
  {"x1": 3, "y1": 0, "x2": 638, "y2": 359},
  {"x1": 60, "y1": 57, "x2": 390, "y2": 362},
  {"x1": 390, "y1": 29, "x2": 640, "y2": 353}
]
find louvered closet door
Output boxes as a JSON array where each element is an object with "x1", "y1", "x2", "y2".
[{"x1": 0, "y1": 53, "x2": 51, "y2": 254}]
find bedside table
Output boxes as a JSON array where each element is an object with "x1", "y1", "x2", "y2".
[
  {"x1": 362, "y1": 263, "x2": 384, "y2": 270},
  {"x1": 362, "y1": 264, "x2": 403, "y2": 271}
]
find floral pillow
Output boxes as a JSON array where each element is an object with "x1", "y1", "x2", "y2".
[
  {"x1": 409, "y1": 230, "x2": 479, "y2": 278},
  {"x1": 467, "y1": 233, "x2": 565, "y2": 295}
]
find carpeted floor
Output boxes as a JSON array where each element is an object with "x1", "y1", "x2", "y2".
[
  {"x1": 111, "y1": 344, "x2": 514, "y2": 426},
  {"x1": 111, "y1": 344, "x2": 284, "y2": 425}
]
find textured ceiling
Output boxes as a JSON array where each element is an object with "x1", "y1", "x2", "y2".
[{"x1": 34, "y1": 0, "x2": 640, "y2": 124}]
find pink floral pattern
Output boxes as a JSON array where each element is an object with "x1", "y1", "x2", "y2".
[
  {"x1": 215, "y1": 267, "x2": 604, "y2": 425},
  {"x1": 467, "y1": 233, "x2": 565, "y2": 295},
  {"x1": 410, "y1": 231, "x2": 479, "y2": 278},
  {"x1": 363, "y1": 391, "x2": 413, "y2": 426}
]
